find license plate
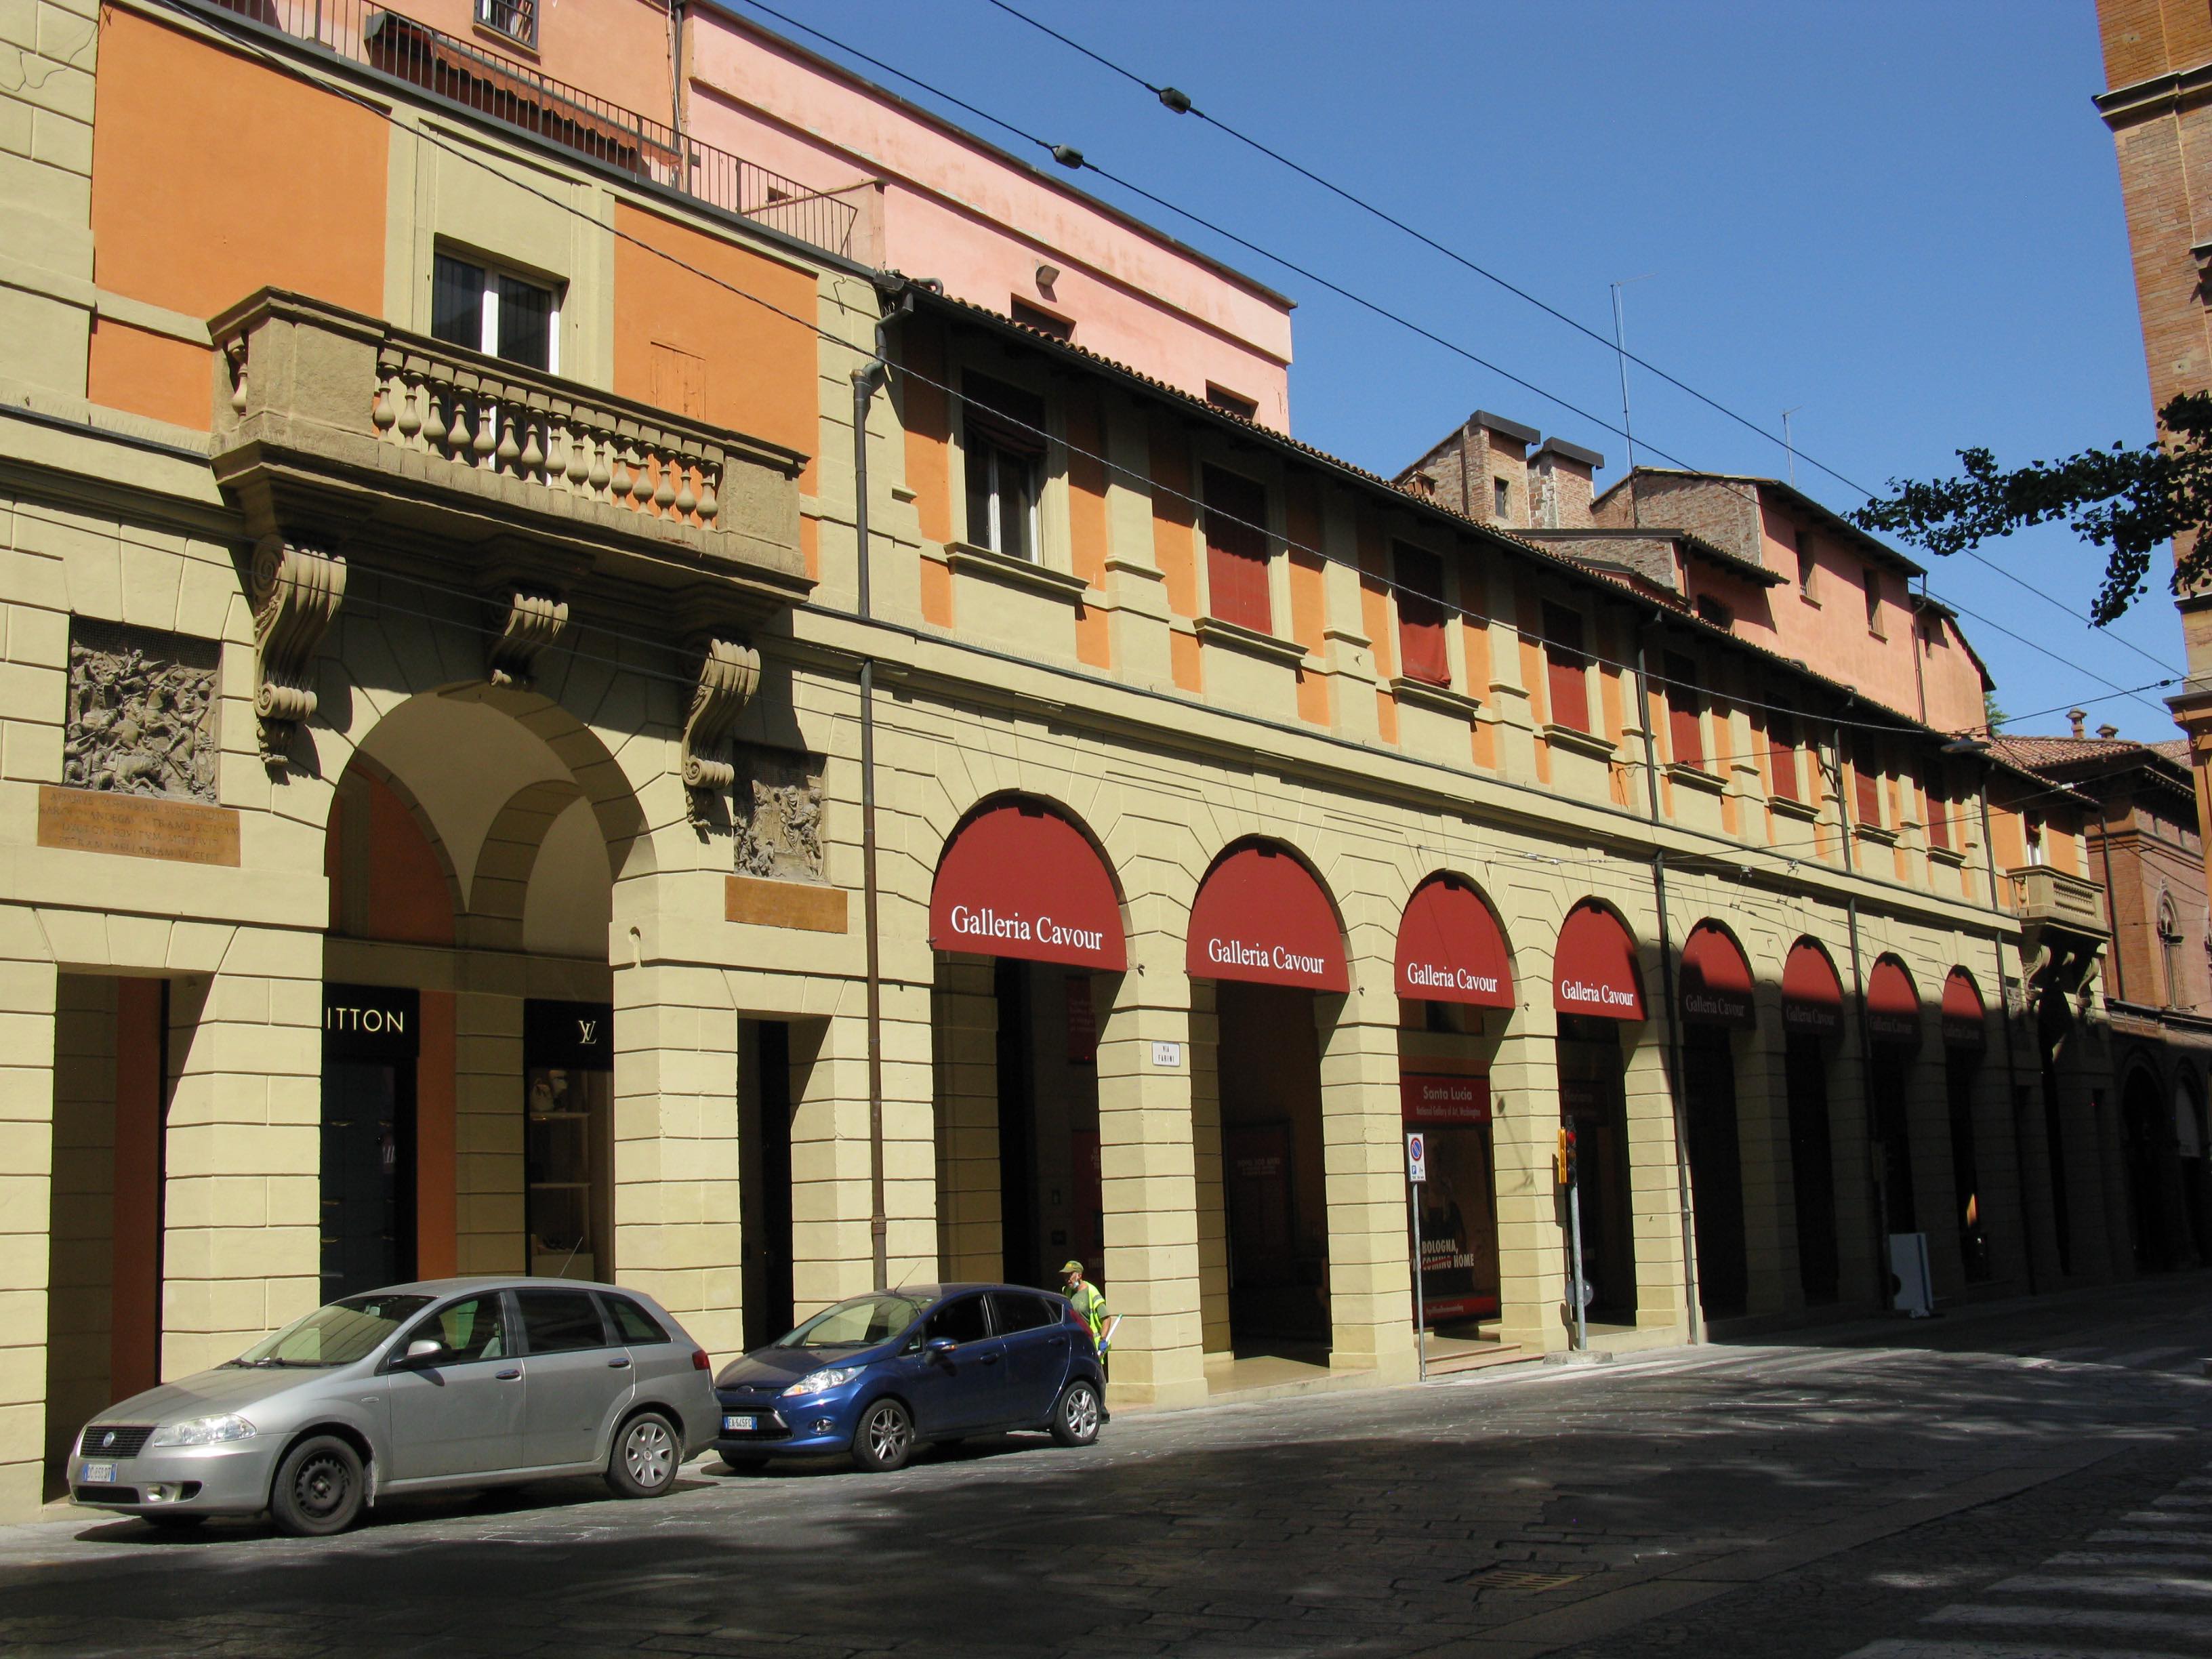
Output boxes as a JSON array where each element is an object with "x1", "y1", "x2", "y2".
[
  {"x1": 722, "y1": 1414, "x2": 756, "y2": 1433},
  {"x1": 81, "y1": 1462, "x2": 117, "y2": 1484}
]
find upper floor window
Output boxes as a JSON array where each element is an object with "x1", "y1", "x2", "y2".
[
  {"x1": 2160, "y1": 893, "x2": 2185, "y2": 1007},
  {"x1": 1694, "y1": 594, "x2": 1733, "y2": 630},
  {"x1": 1394, "y1": 543, "x2": 1450, "y2": 687},
  {"x1": 962, "y1": 373, "x2": 1046, "y2": 562},
  {"x1": 1925, "y1": 766, "x2": 1950, "y2": 852},
  {"x1": 1541, "y1": 600, "x2": 1590, "y2": 733},
  {"x1": 1767, "y1": 711, "x2": 1800, "y2": 802},
  {"x1": 1206, "y1": 384, "x2": 1258, "y2": 421},
  {"x1": 1010, "y1": 299, "x2": 1073, "y2": 341},
  {"x1": 432, "y1": 251, "x2": 558, "y2": 373},
  {"x1": 2024, "y1": 814, "x2": 2046, "y2": 865},
  {"x1": 1202, "y1": 465, "x2": 1271, "y2": 633},
  {"x1": 1662, "y1": 651, "x2": 1704, "y2": 769},
  {"x1": 1494, "y1": 477, "x2": 1511, "y2": 520},
  {"x1": 1863, "y1": 567, "x2": 1885, "y2": 636},
  {"x1": 1851, "y1": 738, "x2": 1883, "y2": 827},
  {"x1": 1796, "y1": 535, "x2": 1817, "y2": 598},
  {"x1": 476, "y1": 0, "x2": 536, "y2": 47}
]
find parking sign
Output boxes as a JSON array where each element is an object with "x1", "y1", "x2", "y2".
[{"x1": 1406, "y1": 1132, "x2": 1426, "y2": 1183}]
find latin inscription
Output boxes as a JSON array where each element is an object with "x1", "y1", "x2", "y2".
[{"x1": 37, "y1": 785, "x2": 241, "y2": 867}]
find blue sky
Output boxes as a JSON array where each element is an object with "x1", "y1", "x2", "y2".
[{"x1": 747, "y1": 1, "x2": 2171, "y2": 738}]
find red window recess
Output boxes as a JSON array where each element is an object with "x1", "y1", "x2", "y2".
[
  {"x1": 1853, "y1": 740, "x2": 1883, "y2": 827},
  {"x1": 1767, "y1": 712, "x2": 1799, "y2": 802},
  {"x1": 1203, "y1": 466, "x2": 1272, "y2": 634},
  {"x1": 1663, "y1": 651, "x2": 1703, "y2": 769},
  {"x1": 1542, "y1": 601, "x2": 1590, "y2": 733},
  {"x1": 1395, "y1": 542, "x2": 1450, "y2": 688}
]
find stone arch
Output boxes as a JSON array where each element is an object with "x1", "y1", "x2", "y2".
[
  {"x1": 326, "y1": 747, "x2": 466, "y2": 941},
  {"x1": 1395, "y1": 869, "x2": 1517, "y2": 1011},
  {"x1": 465, "y1": 778, "x2": 599, "y2": 954}
]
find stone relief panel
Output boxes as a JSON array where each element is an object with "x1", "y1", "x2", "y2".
[
  {"x1": 735, "y1": 749, "x2": 825, "y2": 883},
  {"x1": 64, "y1": 621, "x2": 221, "y2": 802}
]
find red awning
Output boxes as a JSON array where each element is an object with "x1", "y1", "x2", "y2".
[
  {"x1": 1187, "y1": 843, "x2": 1348, "y2": 991},
  {"x1": 1942, "y1": 967, "x2": 1987, "y2": 1050},
  {"x1": 1782, "y1": 940, "x2": 1843, "y2": 1037},
  {"x1": 1680, "y1": 923, "x2": 1756, "y2": 1028},
  {"x1": 929, "y1": 800, "x2": 1126, "y2": 970},
  {"x1": 1866, "y1": 956, "x2": 1922, "y2": 1046},
  {"x1": 1553, "y1": 903, "x2": 1644, "y2": 1020},
  {"x1": 1395, "y1": 876, "x2": 1515, "y2": 1010}
]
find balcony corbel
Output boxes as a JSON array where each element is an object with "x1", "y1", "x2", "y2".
[{"x1": 251, "y1": 535, "x2": 346, "y2": 766}]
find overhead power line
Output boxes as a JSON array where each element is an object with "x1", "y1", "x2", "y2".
[{"x1": 971, "y1": 0, "x2": 2186, "y2": 687}]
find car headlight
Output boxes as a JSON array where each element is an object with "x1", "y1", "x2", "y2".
[
  {"x1": 148, "y1": 1414, "x2": 258, "y2": 1448},
  {"x1": 781, "y1": 1366, "x2": 862, "y2": 1397}
]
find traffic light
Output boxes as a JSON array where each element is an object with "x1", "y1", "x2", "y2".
[{"x1": 1555, "y1": 1124, "x2": 1578, "y2": 1187}]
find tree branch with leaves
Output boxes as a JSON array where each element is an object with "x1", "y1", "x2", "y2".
[{"x1": 1851, "y1": 391, "x2": 2212, "y2": 624}]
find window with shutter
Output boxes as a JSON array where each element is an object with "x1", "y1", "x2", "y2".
[
  {"x1": 1395, "y1": 543, "x2": 1450, "y2": 687},
  {"x1": 1853, "y1": 741, "x2": 1883, "y2": 827},
  {"x1": 1203, "y1": 466, "x2": 1272, "y2": 633},
  {"x1": 1926, "y1": 767, "x2": 1951, "y2": 851},
  {"x1": 1767, "y1": 711, "x2": 1799, "y2": 802},
  {"x1": 962, "y1": 374, "x2": 1046, "y2": 562},
  {"x1": 1542, "y1": 601, "x2": 1589, "y2": 733},
  {"x1": 1663, "y1": 651, "x2": 1703, "y2": 769}
]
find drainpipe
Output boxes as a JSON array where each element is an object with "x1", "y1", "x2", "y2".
[
  {"x1": 1832, "y1": 714, "x2": 1893, "y2": 1310},
  {"x1": 1980, "y1": 777, "x2": 2037, "y2": 1294},
  {"x1": 851, "y1": 295, "x2": 911, "y2": 1290},
  {"x1": 1633, "y1": 619, "x2": 1702, "y2": 1344},
  {"x1": 666, "y1": 0, "x2": 687, "y2": 167}
]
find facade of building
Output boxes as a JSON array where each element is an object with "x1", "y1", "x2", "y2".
[
  {"x1": 1995, "y1": 719, "x2": 2212, "y2": 1269},
  {"x1": 0, "y1": 0, "x2": 2138, "y2": 1522},
  {"x1": 2095, "y1": 1, "x2": 2212, "y2": 899}
]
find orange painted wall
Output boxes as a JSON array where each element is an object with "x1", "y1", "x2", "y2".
[
  {"x1": 89, "y1": 7, "x2": 388, "y2": 423},
  {"x1": 900, "y1": 316, "x2": 954, "y2": 547},
  {"x1": 1067, "y1": 388, "x2": 1113, "y2": 670},
  {"x1": 111, "y1": 978, "x2": 163, "y2": 1400},
  {"x1": 1356, "y1": 511, "x2": 1397, "y2": 745},
  {"x1": 613, "y1": 201, "x2": 819, "y2": 486},
  {"x1": 1285, "y1": 476, "x2": 1328, "y2": 726},
  {"x1": 327, "y1": 772, "x2": 456, "y2": 947},
  {"x1": 1148, "y1": 414, "x2": 1200, "y2": 619},
  {"x1": 416, "y1": 990, "x2": 458, "y2": 1279}
]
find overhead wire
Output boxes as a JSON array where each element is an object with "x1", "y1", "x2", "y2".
[{"x1": 169, "y1": 0, "x2": 2141, "y2": 903}]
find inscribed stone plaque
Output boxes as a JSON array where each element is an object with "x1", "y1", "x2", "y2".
[
  {"x1": 64, "y1": 620, "x2": 220, "y2": 802},
  {"x1": 38, "y1": 785, "x2": 243, "y2": 866}
]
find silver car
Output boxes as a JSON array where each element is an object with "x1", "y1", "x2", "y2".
[{"x1": 68, "y1": 1277, "x2": 719, "y2": 1536}]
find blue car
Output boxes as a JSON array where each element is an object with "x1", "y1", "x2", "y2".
[{"x1": 711, "y1": 1283, "x2": 1106, "y2": 1473}]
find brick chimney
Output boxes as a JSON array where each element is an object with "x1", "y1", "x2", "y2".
[
  {"x1": 1530, "y1": 436, "x2": 1606, "y2": 529},
  {"x1": 1395, "y1": 409, "x2": 1537, "y2": 527},
  {"x1": 2069, "y1": 708, "x2": 2087, "y2": 738}
]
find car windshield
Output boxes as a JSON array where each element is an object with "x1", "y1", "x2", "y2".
[
  {"x1": 230, "y1": 1293, "x2": 435, "y2": 1368},
  {"x1": 773, "y1": 1292, "x2": 927, "y2": 1350}
]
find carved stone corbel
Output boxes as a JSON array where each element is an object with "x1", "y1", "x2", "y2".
[
  {"x1": 251, "y1": 535, "x2": 346, "y2": 764},
  {"x1": 487, "y1": 587, "x2": 571, "y2": 687},
  {"x1": 681, "y1": 636, "x2": 760, "y2": 813}
]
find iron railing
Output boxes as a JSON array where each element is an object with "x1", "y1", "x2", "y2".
[{"x1": 202, "y1": 0, "x2": 861, "y2": 260}]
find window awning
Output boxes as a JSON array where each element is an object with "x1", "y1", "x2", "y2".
[
  {"x1": 1680, "y1": 922, "x2": 1755, "y2": 1028},
  {"x1": 1782, "y1": 940, "x2": 1843, "y2": 1037},
  {"x1": 1553, "y1": 902, "x2": 1644, "y2": 1020},
  {"x1": 1866, "y1": 956, "x2": 1922, "y2": 1046},
  {"x1": 929, "y1": 800, "x2": 1126, "y2": 970},
  {"x1": 1941, "y1": 967, "x2": 1987, "y2": 1050},
  {"x1": 1187, "y1": 843, "x2": 1348, "y2": 991},
  {"x1": 1396, "y1": 875, "x2": 1515, "y2": 1010}
]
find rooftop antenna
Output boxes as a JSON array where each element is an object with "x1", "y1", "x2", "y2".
[
  {"x1": 1611, "y1": 275, "x2": 1654, "y2": 525},
  {"x1": 1782, "y1": 406, "x2": 1805, "y2": 489}
]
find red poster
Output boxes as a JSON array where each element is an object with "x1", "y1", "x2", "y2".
[{"x1": 1399, "y1": 1073, "x2": 1491, "y2": 1125}]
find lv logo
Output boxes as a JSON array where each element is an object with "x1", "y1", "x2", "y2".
[{"x1": 577, "y1": 1019, "x2": 598, "y2": 1045}]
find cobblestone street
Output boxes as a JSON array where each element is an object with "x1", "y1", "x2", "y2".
[{"x1": 6, "y1": 1275, "x2": 2212, "y2": 1658}]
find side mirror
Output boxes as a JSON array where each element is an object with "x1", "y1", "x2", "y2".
[
  {"x1": 401, "y1": 1338, "x2": 446, "y2": 1366},
  {"x1": 925, "y1": 1336, "x2": 957, "y2": 1357}
]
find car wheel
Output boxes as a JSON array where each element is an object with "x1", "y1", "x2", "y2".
[
  {"x1": 716, "y1": 1450, "x2": 767, "y2": 1474},
  {"x1": 606, "y1": 1410, "x2": 680, "y2": 1499},
  {"x1": 269, "y1": 1435, "x2": 365, "y2": 1537},
  {"x1": 1050, "y1": 1379, "x2": 1103, "y2": 1448},
  {"x1": 851, "y1": 1399, "x2": 914, "y2": 1473}
]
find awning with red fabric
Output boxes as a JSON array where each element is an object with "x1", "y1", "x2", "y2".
[
  {"x1": 1553, "y1": 903, "x2": 1644, "y2": 1020},
  {"x1": 1680, "y1": 922, "x2": 1756, "y2": 1028},
  {"x1": 1942, "y1": 967, "x2": 1987, "y2": 1050},
  {"x1": 1187, "y1": 842, "x2": 1348, "y2": 991},
  {"x1": 1866, "y1": 956, "x2": 1922, "y2": 1045},
  {"x1": 1395, "y1": 875, "x2": 1515, "y2": 1009},
  {"x1": 1782, "y1": 940, "x2": 1844, "y2": 1037},
  {"x1": 928, "y1": 800, "x2": 1126, "y2": 970}
]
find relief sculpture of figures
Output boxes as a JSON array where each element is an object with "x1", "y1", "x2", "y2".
[
  {"x1": 735, "y1": 750, "x2": 825, "y2": 882},
  {"x1": 63, "y1": 622, "x2": 220, "y2": 802}
]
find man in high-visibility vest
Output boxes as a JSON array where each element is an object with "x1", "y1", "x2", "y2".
[{"x1": 1061, "y1": 1259, "x2": 1109, "y2": 1358}]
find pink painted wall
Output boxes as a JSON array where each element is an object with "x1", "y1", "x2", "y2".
[
  {"x1": 682, "y1": 13, "x2": 1294, "y2": 426},
  {"x1": 396, "y1": 0, "x2": 678, "y2": 129}
]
